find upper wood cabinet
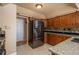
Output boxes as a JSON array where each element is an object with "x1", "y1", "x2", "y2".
[
  {"x1": 75, "y1": 12, "x2": 79, "y2": 28},
  {"x1": 54, "y1": 17, "x2": 60, "y2": 28},
  {"x1": 47, "y1": 19, "x2": 53, "y2": 28},
  {"x1": 60, "y1": 15, "x2": 67, "y2": 27},
  {"x1": 48, "y1": 16, "x2": 61, "y2": 28},
  {"x1": 40, "y1": 19, "x2": 48, "y2": 28},
  {"x1": 69, "y1": 13, "x2": 76, "y2": 28},
  {"x1": 47, "y1": 12, "x2": 79, "y2": 29}
]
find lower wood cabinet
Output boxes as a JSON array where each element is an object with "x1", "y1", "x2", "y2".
[
  {"x1": 44, "y1": 33, "x2": 48, "y2": 43},
  {"x1": 47, "y1": 34, "x2": 70, "y2": 46}
]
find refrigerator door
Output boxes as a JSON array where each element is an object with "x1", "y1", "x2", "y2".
[
  {"x1": 32, "y1": 20, "x2": 44, "y2": 48},
  {"x1": 36, "y1": 21, "x2": 44, "y2": 39},
  {"x1": 28, "y1": 19, "x2": 44, "y2": 48}
]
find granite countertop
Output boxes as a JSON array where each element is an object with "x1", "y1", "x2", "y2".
[{"x1": 49, "y1": 37, "x2": 79, "y2": 55}]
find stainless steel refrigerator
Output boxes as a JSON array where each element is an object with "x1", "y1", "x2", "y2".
[{"x1": 28, "y1": 18, "x2": 44, "y2": 48}]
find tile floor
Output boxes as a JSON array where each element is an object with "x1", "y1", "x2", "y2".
[{"x1": 17, "y1": 44, "x2": 52, "y2": 55}]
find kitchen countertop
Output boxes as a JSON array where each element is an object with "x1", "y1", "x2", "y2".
[{"x1": 49, "y1": 37, "x2": 79, "y2": 55}]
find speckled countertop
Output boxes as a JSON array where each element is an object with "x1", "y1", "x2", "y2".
[{"x1": 49, "y1": 37, "x2": 79, "y2": 55}]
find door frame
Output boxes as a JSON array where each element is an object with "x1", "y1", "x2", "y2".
[{"x1": 16, "y1": 16, "x2": 27, "y2": 46}]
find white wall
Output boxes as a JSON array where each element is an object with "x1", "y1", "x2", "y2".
[
  {"x1": 3, "y1": 4, "x2": 16, "y2": 55},
  {"x1": 0, "y1": 6, "x2": 3, "y2": 28}
]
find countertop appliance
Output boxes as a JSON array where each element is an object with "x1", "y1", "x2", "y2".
[{"x1": 28, "y1": 18, "x2": 44, "y2": 48}]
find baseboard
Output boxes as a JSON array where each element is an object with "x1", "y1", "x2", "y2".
[
  {"x1": 17, "y1": 40, "x2": 27, "y2": 46},
  {"x1": 9, "y1": 52, "x2": 17, "y2": 55}
]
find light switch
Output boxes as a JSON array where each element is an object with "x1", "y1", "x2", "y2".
[{"x1": 4, "y1": 26, "x2": 10, "y2": 29}]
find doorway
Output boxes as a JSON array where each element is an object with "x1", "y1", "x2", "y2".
[{"x1": 16, "y1": 17, "x2": 27, "y2": 46}]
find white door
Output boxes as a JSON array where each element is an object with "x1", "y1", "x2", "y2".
[{"x1": 16, "y1": 18, "x2": 24, "y2": 42}]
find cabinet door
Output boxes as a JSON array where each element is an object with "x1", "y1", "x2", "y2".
[
  {"x1": 52, "y1": 19, "x2": 55, "y2": 28},
  {"x1": 75, "y1": 12, "x2": 79, "y2": 28},
  {"x1": 53, "y1": 17, "x2": 60, "y2": 28},
  {"x1": 56, "y1": 17, "x2": 60, "y2": 28},
  {"x1": 59, "y1": 13, "x2": 76, "y2": 28},
  {"x1": 51, "y1": 19, "x2": 55, "y2": 28},
  {"x1": 65, "y1": 15, "x2": 71, "y2": 28},
  {"x1": 47, "y1": 19, "x2": 53, "y2": 28},
  {"x1": 43, "y1": 19, "x2": 48, "y2": 28},
  {"x1": 68, "y1": 13, "x2": 76, "y2": 28},
  {"x1": 59, "y1": 15, "x2": 68, "y2": 28},
  {"x1": 44, "y1": 33, "x2": 48, "y2": 43}
]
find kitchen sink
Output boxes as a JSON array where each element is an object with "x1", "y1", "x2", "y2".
[{"x1": 71, "y1": 38, "x2": 79, "y2": 43}]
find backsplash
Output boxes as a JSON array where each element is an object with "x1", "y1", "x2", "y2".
[{"x1": 47, "y1": 27, "x2": 79, "y2": 32}]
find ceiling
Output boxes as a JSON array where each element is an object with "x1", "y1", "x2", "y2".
[{"x1": 16, "y1": 3, "x2": 78, "y2": 19}]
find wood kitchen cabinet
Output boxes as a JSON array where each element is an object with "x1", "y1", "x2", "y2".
[
  {"x1": 48, "y1": 16, "x2": 61, "y2": 28},
  {"x1": 60, "y1": 16, "x2": 67, "y2": 28},
  {"x1": 75, "y1": 12, "x2": 79, "y2": 28},
  {"x1": 54, "y1": 17, "x2": 60, "y2": 28},
  {"x1": 47, "y1": 19, "x2": 55, "y2": 28},
  {"x1": 45, "y1": 12, "x2": 79, "y2": 44},
  {"x1": 47, "y1": 34, "x2": 70, "y2": 46},
  {"x1": 59, "y1": 13, "x2": 76, "y2": 28},
  {"x1": 47, "y1": 12, "x2": 79, "y2": 29},
  {"x1": 47, "y1": 19, "x2": 52, "y2": 28},
  {"x1": 68, "y1": 13, "x2": 76, "y2": 28}
]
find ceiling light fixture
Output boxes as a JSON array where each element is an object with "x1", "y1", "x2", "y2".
[{"x1": 36, "y1": 4, "x2": 43, "y2": 9}]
